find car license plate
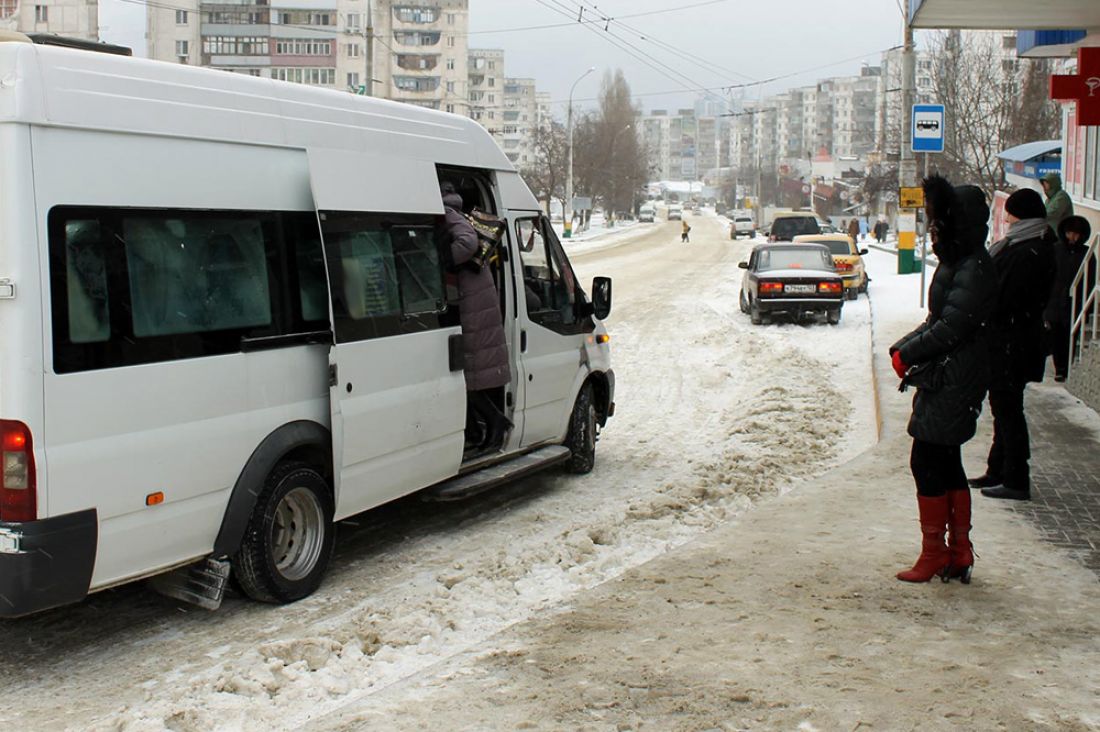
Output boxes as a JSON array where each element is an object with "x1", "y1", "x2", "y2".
[{"x1": 785, "y1": 284, "x2": 815, "y2": 294}]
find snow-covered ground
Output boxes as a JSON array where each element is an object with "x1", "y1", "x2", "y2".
[{"x1": 0, "y1": 215, "x2": 880, "y2": 731}]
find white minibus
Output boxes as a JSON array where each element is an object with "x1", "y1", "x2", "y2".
[{"x1": 0, "y1": 35, "x2": 614, "y2": 617}]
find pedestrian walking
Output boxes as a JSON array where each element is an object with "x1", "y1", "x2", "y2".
[
  {"x1": 682, "y1": 220, "x2": 691, "y2": 243},
  {"x1": 969, "y1": 188, "x2": 1056, "y2": 501},
  {"x1": 1044, "y1": 215, "x2": 1093, "y2": 382},
  {"x1": 847, "y1": 217, "x2": 860, "y2": 242},
  {"x1": 1041, "y1": 172, "x2": 1074, "y2": 232},
  {"x1": 890, "y1": 175, "x2": 998, "y2": 584},
  {"x1": 438, "y1": 182, "x2": 513, "y2": 452}
]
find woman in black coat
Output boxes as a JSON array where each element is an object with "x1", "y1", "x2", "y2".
[
  {"x1": 1044, "y1": 216, "x2": 1093, "y2": 382},
  {"x1": 439, "y1": 183, "x2": 512, "y2": 451},
  {"x1": 890, "y1": 175, "x2": 998, "y2": 583},
  {"x1": 969, "y1": 188, "x2": 1056, "y2": 501}
]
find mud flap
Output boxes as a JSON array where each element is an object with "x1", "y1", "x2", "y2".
[{"x1": 149, "y1": 557, "x2": 231, "y2": 611}]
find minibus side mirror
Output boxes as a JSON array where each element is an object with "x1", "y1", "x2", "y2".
[
  {"x1": 591, "y1": 276, "x2": 612, "y2": 320},
  {"x1": 738, "y1": 261, "x2": 749, "y2": 269},
  {"x1": 859, "y1": 248, "x2": 869, "y2": 256}
]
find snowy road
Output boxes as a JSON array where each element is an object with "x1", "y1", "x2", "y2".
[{"x1": 0, "y1": 213, "x2": 877, "y2": 731}]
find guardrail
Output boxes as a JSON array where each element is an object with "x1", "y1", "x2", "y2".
[{"x1": 1069, "y1": 232, "x2": 1100, "y2": 375}]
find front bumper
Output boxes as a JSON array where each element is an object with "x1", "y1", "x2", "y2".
[{"x1": 0, "y1": 509, "x2": 97, "y2": 618}]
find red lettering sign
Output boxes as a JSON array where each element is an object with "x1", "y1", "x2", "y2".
[{"x1": 1050, "y1": 47, "x2": 1100, "y2": 127}]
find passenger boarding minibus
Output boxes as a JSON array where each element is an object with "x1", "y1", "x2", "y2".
[{"x1": 0, "y1": 34, "x2": 615, "y2": 617}]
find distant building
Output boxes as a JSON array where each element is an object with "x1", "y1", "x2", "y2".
[
  {"x1": 2, "y1": 0, "x2": 98, "y2": 41},
  {"x1": 467, "y1": 48, "x2": 502, "y2": 123}
]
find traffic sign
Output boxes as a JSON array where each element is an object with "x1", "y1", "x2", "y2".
[
  {"x1": 912, "y1": 104, "x2": 945, "y2": 153},
  {"x1": 899, "y1": 186, "x2": 924, "y2": 209}
]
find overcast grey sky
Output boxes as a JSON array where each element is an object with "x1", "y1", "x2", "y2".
[{"x1": 100, "y1": 0, "x2": 908, "y2": 115}]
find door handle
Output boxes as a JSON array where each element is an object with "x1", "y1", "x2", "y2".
[
  {"x1": 328, "y1": 363, "x2": 338, "y2": 387},
  {"x1": 448, "y1": 334, "x2": 464, "y2": 372},
  {"x1": 520, "y1": 330, "x2": 528, "y2": 353}
]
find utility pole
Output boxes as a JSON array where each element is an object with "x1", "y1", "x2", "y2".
[
  {"x1": 365, "y1": 1, "x2": 374, "y2": 97},
  {"x1": 565, "y1": 66, "x2": 595, "y2": 239},
  {"x1": 898, "y1": 0, "x2": 918, "y2": 274}
]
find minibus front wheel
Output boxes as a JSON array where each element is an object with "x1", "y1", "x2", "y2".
[
  {"x1": 234, "y1": 462, "x2": 336, "y2": 604},
  {"x1": 564, "y1": 384, "x2": 597, "y2": 474}
]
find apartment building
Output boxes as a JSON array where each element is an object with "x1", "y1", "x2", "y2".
[
  {"x1": 499, "y1": 77, "x2": 541, "y2": 167},
  {"x1": 148, "y1": 0, "x2": 470, "y2": 110},
  {"x1": 831, "y1": 67, "x2": 880, "y2": 158},
  {"x1": 2, "y1": 0, "x2": 98, "y2": 41},
  {"x1": 640, "y1": 107, "x2": 726, "y2": 182},
  {"x1": 467, "y1": 48, "x2": 502, "y2": 124}
]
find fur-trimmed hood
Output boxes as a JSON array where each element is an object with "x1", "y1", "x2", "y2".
[{"x1": 923, "y1": 174, "x2": 989, "y2": 264}]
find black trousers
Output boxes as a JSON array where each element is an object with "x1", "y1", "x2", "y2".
[
  {"x1": 1050, "y1": 320, "x2": 1071, "y2": 378},
  {"x1": 910, "y1": 439, "x2": 967, "y2": 497},
  {"x1": 986, "y1": 386, "x2": 1031, "y2": 491}
]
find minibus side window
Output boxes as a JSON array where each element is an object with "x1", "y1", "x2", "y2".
[
  {"x1": 286, "y1": 213, "x2": 329, "y2": 325},
  {"x1": 63, "y1": 220, "x2": 110, "y2": 344},
  {"x1": 123, "y1": 217, "x2": 272, "y2": 337},
  {"x1": 516, "y1": 216, "x2": 586, "y2": 334},
  {"x1": 319, "y1": 212, "x2": 449, "y2": 343}
]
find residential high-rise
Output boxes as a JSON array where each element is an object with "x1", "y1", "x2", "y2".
[
  {"x1": 2, "y1": 0, "x2": 98, "y2": 41},
  {"x1": 468, "y1": 48, "x2": 502, "y2": 125}
]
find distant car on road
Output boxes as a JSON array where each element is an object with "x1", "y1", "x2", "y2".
[
  {"x1": 738, "y1": 243, "x2": 845, "y2": 325},
  {"x1": 793, "y1": 234, "x2": 869, "y2": 299},
  {"x1": 667, "y1": 203, "x2": 683, "y2": 220},
  {"x1": 638, "y1": 205, "x2": 656, "y2": 223},
  {"x1": 769, "y1": 212, "x2": 821, "y2": 241},
  {"x1": 729, "y1": 215, "x2": 756, "y2": 240}
]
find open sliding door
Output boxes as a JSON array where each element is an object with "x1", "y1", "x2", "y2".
[{"x1": 307, "y1": 149, "x2": 465, "y2": 520}]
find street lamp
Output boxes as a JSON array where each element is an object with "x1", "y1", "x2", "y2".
[{"x1": 565, "y1": 66, "x2": 596, "y2": 239}]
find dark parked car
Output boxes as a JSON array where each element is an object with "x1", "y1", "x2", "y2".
[{"x1": 738, "y1": 243, "x2": 845, "y2": 325}]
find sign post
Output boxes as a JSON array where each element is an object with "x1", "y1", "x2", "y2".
[{"x1": 898, "y1": 104, "x2": 944, "y2": 275}]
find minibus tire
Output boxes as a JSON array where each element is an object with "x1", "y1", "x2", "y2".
[
  {"x1": 234, "y1": 462, "x2": 335, "y2": 604},
  {"x1": 564, "y1": 384, "x2": 597, "y2": 474}
]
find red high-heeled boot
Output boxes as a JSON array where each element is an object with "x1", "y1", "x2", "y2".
[
  {"x1": 896, "y1": 494, "x2": 951, "y2": 582},
  {"x1": 945, "y1": 489, "x2": 974, "y2": 583}
]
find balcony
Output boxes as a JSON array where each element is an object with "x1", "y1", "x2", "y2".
[
  {"x1": 393, "y1": 31, "x2": 440, "y2": 47},
  {"x1": 396, "y1": 54, "x2": 439, "y2": 71},
  {"x1": 393, "y1": 6, "x2": 439, "y2": 25}
]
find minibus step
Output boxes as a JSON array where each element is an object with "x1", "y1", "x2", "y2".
[{"x1": 424, "y1": 446, "x2": 571, "y2": 502}]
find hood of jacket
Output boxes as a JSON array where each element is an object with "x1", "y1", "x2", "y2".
[
  {"x1": 442, "y1": 191, "x2": 465, "y2": 211},
  {"x1": 1043, "y1": 171, "x2": 1063, "y2": 195},
  {"x1": 923, "y1": 175, "x2": 989, "y2": 265},
  {"x1": 1058, "y1": 214, "x2": 1092, "y2": 245}
]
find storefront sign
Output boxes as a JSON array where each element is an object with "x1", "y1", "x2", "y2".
[{"x1": 1050, "y1": 47, "x2": 1100, "y2": 126}]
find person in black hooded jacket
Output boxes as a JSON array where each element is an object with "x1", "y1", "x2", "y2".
[
  {"x1": 968, "y1": 188, "x2": 1056, "y2": 501},
  {"x1": 890, "y1": 175, "x2": 998, "y2": 584},
  {"x1": 1043, "y1": 216, "x2": 1093, "y2": 382}
]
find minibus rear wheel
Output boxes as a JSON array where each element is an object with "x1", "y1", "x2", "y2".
[
  {"x1": 564, "y1": 384, "x2": 597, "y2": 474},
  {"x1": 234, "y1": 462, "x2": 335, "y2": 604}
]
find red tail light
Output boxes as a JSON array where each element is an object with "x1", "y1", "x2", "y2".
[
  {"x1": 760, "y1": 281, "x2": 784, "y2": 295},
  {"x1": 1, "y1": 420, "x2": 37, "y2": 522},
  {"x1": 818, "y1": 281, "x2": 843, "y2": 295},
  {"x1": 835, "y1": 262, "x2": 853, "y2": 272}
]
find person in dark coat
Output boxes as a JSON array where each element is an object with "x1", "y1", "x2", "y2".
[
  {"x1": 890, "y1": 175, "x2": 998, "y2": 584},
  {"x1": 1044, "y1": 216, "x2": 1093, "y2": 382},
  {"x1": 847, "y1": 217, "x2": 860, "y2": 243},
  {"x1": 439, "y1": 182, "x2": 512, "y2": 451},
  {"x1": 968, "y1": 188, "x2": 1056, "y2": 501}
]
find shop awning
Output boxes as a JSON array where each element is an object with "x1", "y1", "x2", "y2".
[
  {"x1": 997, "y1": 140, "x2": 1061, "y2": 180},
  {"x1": 909, "y1": 0, "x2": 1100, "y2": 30}
]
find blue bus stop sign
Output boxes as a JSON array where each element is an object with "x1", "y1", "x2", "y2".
[{"x1": 912, "y1": 104, "x2": 945, "y2": 153}]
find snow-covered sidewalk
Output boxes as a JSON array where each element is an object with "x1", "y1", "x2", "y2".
[{"x1": 305, "y1": 250, "x2": 1100, "y2": 731}]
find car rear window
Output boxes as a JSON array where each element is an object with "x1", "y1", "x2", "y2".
[
  {"x1": 735, "y1": 217, "x2": 753, "y2": 223},
  {"x1": 771, "y1": 216, "x2": 820, "y2": 240},
  {"x1": 757, "y1": 248, "x2": 832, "y2": 271},
  {"x1": 800, "y1": 239, "x2": 852, "y2": 255}
]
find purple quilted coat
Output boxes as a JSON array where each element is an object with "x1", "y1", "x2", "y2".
[{"x1": 441, "y1": 192, "x2": 510, "y2": 391}]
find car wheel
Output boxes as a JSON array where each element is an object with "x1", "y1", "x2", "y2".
[
  {"x1": 739, "y1": 289, "x2": 750, "y2": 314},
  {"x1": 234, "y1": 462, "x2": 335, "y2": 604},
  {"x1": 750, "y1": 300, "x2": 763, "y2": 325},
  {"x1": 564, "y1": 383, "x2": 597, "y2": 474},
  {"x1": 847, "y1": 288, "x2": 858, "y2": 301},
  {"x1": 827, "y1": 308, "x2": 842, "y2": 325}
]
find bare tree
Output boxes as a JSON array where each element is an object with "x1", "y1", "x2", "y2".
[
  {"x1": 572, "y1": 70, "x2": 648, "y2": 217},
  {"x1": 520, "y1": 118, "x2": 568, "y2": 215},
  {"x1": 927, "y1": 30, "x2": 1062, "y2": 194}
]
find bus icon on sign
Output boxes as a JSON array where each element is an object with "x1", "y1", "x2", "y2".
[{"x1": 912, "y1": 104, "x2": 945, "y2": 153}]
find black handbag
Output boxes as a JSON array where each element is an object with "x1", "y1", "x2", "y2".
[{"x1": 899, "y1": 354, "x2": 950, "y2": 393}]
